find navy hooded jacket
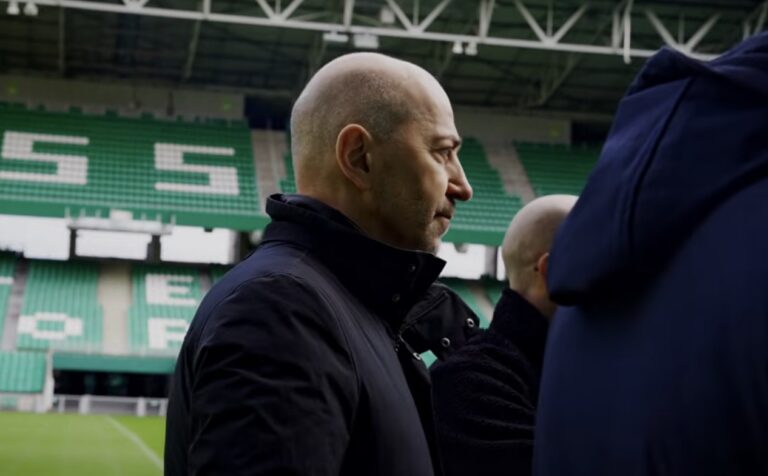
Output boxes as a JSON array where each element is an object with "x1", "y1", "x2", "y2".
[{"x1": 535, "y1": 33, "x2": 768, "y2": 475}]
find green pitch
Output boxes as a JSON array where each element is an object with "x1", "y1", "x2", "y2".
[{"x1": 0, "y1": 412, "x2": 165, "y2": 476}]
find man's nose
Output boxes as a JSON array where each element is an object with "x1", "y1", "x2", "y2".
[{"x1": 447, "y1": 161, "x2": 473, "y2": 202}]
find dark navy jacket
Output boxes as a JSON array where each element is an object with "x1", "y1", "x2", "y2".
[
  {"x1": 535, "y1": 33, "x2": 768, "y2": 475},
  {"x1": 165, "y1": 194, "x2": 479, "y2": 476},
  {"x1": 431, "y1": 288, "x2": 549, "y2": 476}
]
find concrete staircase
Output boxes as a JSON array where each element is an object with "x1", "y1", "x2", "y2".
[
  {"x1": 98, "y1": 262, "x2": 131, "y2": 354},
  {"x1": 251, "y1": 129, "x2": 289, "y2": 211},
  {"x1": 484, "y1": 142, "x2": 537, "y2": 204},
  {"x1": 1, "y1": 258, "x2": 27, "y2": 351}
]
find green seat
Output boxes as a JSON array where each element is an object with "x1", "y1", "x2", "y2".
[
  {"x1": 0, "y1": 351, "x2": 46, "y2": 393},
  {"x1": 16, "y1": 261, "x2": 103, "y2": 352},
  {"x1": 446, "y1": 139, "x2": 523, "y2": 245},
  {"x1": 0, "y1": 104, "x2": 263, "y2": 230},
  {"x1": 516, "y1": 142, "x2": 599, "y2": 197}
]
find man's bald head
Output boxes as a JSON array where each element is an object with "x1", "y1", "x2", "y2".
[
  {"x1": 290, "y1": 52, "x2": 443, "y2": 190},
  {"x1": 502, "y1": 195, "x2": 577, "y2": 316},
  {"x1": 286, "y1": 52, "x2": 470, "y2": 254}
]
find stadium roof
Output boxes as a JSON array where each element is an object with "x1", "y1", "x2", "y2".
[{"x1": 1, "y1": 0, "x2": 766, "y2": 119}]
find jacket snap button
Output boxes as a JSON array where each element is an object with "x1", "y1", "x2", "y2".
[
  {"x1": 391, "y1": 293, "x2": 401, "y2": 303},
  {"x1": 441, "y1": 337, "x2": 451, "y2": 348},
  {"x1": 466, "y1": 318, "x2": 475, "y2": 328},
  {"x1": 408, "y1": 264, "x2": 416, "y2": 273},
  {"x1": 412, "y1": 352, "x2": 422, "y2": 360}
]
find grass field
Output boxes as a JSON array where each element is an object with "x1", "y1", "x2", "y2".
[{"x1": 0, "y1": 412, "x2": 165, "y2": 476}]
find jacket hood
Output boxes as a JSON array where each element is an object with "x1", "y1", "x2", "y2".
[{"x1": 548, "y1": 32, "x2": 768, "y2": 305}]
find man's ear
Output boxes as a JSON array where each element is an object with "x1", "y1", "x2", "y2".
[
  {"x1": 536, "y1": 252, "x2": 550, "y2": 281},
  {"x1": 335, "y1": 124, "x2": 373, "y2": 190}
]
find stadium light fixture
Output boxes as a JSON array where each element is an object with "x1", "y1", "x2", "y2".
[
  {"x1": 23, "y1": 0, "x2": 38, "y2": 16},
  {"x1": 465, "y1": 42, "x2": 478, "y2": 56},
  {"x1": 6, "y1": 0, "x2": 20, "y2": 15},
  {"x1": 452, "y1": 40, "x2": 463, "y2": 54},
  {"x1": 353, "y1": 33, "x2": 379, "y2": 49},
  {"x1": 322, "y1": 31, "x2": 349, "y2": 44},
  {"x1": 379, "y1": 6, "x2": 396, "y2": 25}
]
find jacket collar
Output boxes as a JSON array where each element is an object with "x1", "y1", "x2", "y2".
[
  {"x1": 490, "y1": 288, "x2": 550, "y2": 374},
  {"x1": 261, "y1": 194, "x2": 446, "y2": 329}
]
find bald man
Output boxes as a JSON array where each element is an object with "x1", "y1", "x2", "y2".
[
  {"x1": 165, "y1": 53, "x2": 476, "y2": 475},
  {"x1": 430, "y1": 195, "x2": 577, "y2": 476}
]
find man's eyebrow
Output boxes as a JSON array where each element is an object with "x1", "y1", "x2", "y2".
[{"x1": 433, "y1": 135, "x2": 462, "y2": 148}]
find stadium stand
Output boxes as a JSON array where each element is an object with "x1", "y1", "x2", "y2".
[
  {"x1": 279, "y1": 152, "x2": 297, "y2": 194},
  {"x1": 0, "y1": 351, "x2": 46, "y2": 393},
  {"x1": 446, "y1": 138, "x2": 524, "y2": 245},
  {"x1": 128, "y1": 265, "x2": 204, "y2": 353},
  {"x1": 0, "y1": 104, "x2": 265, "y2": 230},
  {"x1": 16, "y1": 260, "x2": 103, "y2": 352},
  {"x1": 0, "y1": 253, "x2": 16, "y2": 341},
  {"x1": 515, "y1": 142, "x2": 600, "y2": 196}
]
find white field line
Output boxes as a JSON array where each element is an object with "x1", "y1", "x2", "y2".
[{"x1": 105, "y1": 416, "x2": 163, "y2": 471}]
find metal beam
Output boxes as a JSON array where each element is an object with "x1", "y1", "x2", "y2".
[
  {"x1": 514, "y1": 0, "x2": 548, "y2": 43},
  {"x1": 525, "y1": 8, "x2": 613, "y2": 108},
  {"x1": 58, "y1": 7, "x2": 66, "y2": 75},
  {"x1": 254, "y1": 0, "x2": 276, "y2": 20},
  {"x1": 684, "y1": 13, "x2": 719, "y2": 52},
  {"x1": 417, "y1": 0, "x2": 450, "y2": 33},
  {"x1": 755, "y1": 1, "x2": 768, "y2": 34},
  {"x1": 515, "y1": 1, "x2": 589, "y2": 45},
  {"x1": 546, "y1": 0, "x2": 553, "y2": 37},
  {"x1": 343, "y1": 0, "x2": 354, "y2": 28},
  {"x1": 611, "y1": 0, "x2": 628, "y2": 49},
  {"x1": 645, "y1": 10, "x2": 678, "y2": 49},
  {"x1": 623, "y1": 0, "x2": 633, "y2": 64},
  {"x1": 743, "y1": 1, "x2": 768, "y2": 38},
  {"x1": 278, "y1": 0, "x2": 304, "y2": 20},
  {"x1": 182, "y1": 16, "x2": 202, "y2": 80},
  {"x1": 550, "y1": 2, "x2": 589, "y2": 44},
  {"x1": 0, "y1": 0, "x2": 721, "y2": 61},
  {"x1": 433, "y1": 41, "x2": 453, "y2": 80},
  {"x1": 478, "y1": 0, "x2": 495, "y2": 39},
  {"x1": 385, "y1": 0, "x2": 414, "y2": 32}
]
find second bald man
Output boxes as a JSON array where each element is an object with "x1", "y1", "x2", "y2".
[{"x1": 431, "y1": 195, "x2": 577, "y2": 476}]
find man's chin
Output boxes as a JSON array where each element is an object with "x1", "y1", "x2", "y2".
[{"x1": 423, "y1": 235, "x2": 442, "y2": 255}]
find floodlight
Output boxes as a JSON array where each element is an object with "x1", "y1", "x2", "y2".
[
  {"x1": 322, "y1": 31, "x2": 349, "y2": 44},
  {"x1": 23, "y1": 1, "x2": 37, "y2": 16},
  {"x1": 379, "y1": 6, "x2": 396, "y2": 24},
  {"x1": 6, "y1": 1, "x2": 20, "y2": 15},
  {"x1": 452, "y1": 41, "x2": 463, "y2": 55},
  {"x1": 465, "y1": 42, "x2": 478, "y2": 56},
  {"x1": 352, "y1": 33, "x2": 379, "y2": 50}
]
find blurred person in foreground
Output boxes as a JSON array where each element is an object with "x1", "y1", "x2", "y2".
[
  {"x1": 164, "y1": 52, "x2": 480, "y2": 476},
  {"x1": 535, "y1": 32, "x2": 768, "y2": 475},
  {"x1": 431, "y1": 194, "x2": 577, "y2": 476}
]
